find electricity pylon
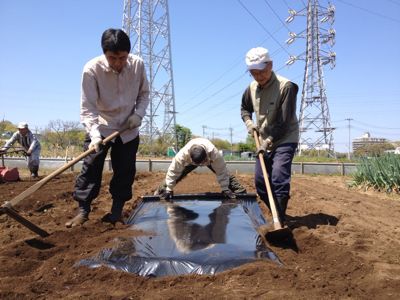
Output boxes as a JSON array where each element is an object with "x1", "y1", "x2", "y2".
[
  {"x1": 122, "y1": 0, "x2": 177, "y2": 150},
  {"x1": 285, "y1": 0, "x2": 336, "y2": 157}
]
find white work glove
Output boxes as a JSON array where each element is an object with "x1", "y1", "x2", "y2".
[
  {"x1": 160, "y1": 190, "x2": 173, "y2": 202},
  {"x1": 222, "y1": 190, "x2": 236, "y2": 200},
  {"x1": 256, "y1": 138, "x2": 273, "y2": 155},
  {"x1": 89, "y1": 136, "x2": 103, "y2": 152},
  {"x1": 127, "y1": 114, "x2": 142, "y2": 129},
  {"x1": 245, "y1": 119, "x2": 258, "y2": 135}
]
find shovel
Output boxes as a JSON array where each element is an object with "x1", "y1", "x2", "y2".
[
  {"x1": 253, "y1": 130, "x2": 292, "y2": 241},
  {"x1": 0, "y1": 127, "x2": 127, "y2": 237}
]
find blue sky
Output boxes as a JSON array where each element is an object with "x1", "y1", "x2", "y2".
[{"x1": 1, "y1": 0, "x2": 399, "y2": 153}]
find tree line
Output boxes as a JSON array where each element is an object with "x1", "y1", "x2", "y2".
[
  {"x1": 0, "y1": 119, "x2": 256, "y2": 158},
  {"x1": 0, "y1": 119, "x2": 396, "y2": 159}
]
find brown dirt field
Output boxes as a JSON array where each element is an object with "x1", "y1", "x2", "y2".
[{"x1": 1, "y1": 171, "x2": 400, "y2": 299}]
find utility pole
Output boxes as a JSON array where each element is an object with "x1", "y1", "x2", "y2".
[
  {"x1": 285, "y1": 0, "x2": 336, "y2": 157},
  {"x1": 229, "y1": 127, "x2": 233, "y2": 156},
  {"x1": 202, "y1": 125, "x2": 207, "y2": 137},
  {"x1": 122, "y1": 0, "x2": 177, "y2": 151},
  {"x1": 345, "y1": 118, "x2": 353, "y2": 159}
]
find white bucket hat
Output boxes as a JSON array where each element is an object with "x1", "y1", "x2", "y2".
[
  {"x1": 17, "y1": 121, "x2": 28, "y2": 129},
  {"x1": 245, "y1": 47, "x2": 271, "y2": 70}
]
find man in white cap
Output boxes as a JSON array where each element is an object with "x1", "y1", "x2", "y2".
[
  {"x1": 0, "y1": 121, "x2": 41, "y2": 178},
  {"x1": 240, "y1": 47, "x2": 299, "y2": 225}
]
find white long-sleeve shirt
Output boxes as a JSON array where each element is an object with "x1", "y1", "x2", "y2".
[
  {"x1": 4, "y1": 130, "x2": 41, "y2": 152},
  {"x1": 80, "y1": 54, "x2": 150, "y2": 143},
  {"x1": 165, "y1": 138, "x2": 230, "y2": 192}
]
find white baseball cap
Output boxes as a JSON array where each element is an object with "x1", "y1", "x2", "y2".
[
  {"x1": 17, "y1": 121, "x2": 28, "y2": 129},
  {"x1": 245, "y1": 47, "x2": 271, "y2": 70}
]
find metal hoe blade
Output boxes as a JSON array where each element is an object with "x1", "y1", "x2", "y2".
[{"x1": 0, "y1": 203, "x2": 49, "y2": 237}]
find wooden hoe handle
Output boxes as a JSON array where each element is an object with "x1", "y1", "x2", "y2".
[
  {"x1": 253, "y1": 130, "x2": 284, "y2": 229},
  {"x1": 0, "y1": 126, "x2": 128, "y2": 237}
]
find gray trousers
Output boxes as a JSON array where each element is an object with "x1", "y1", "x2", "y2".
[{"x1": 27, "y1": 148, "x2": 40, "y2": 173}]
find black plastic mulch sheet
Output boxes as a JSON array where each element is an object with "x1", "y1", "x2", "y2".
[{"x1": 78, "y1": 193, "x2": 281, "y2": 277}]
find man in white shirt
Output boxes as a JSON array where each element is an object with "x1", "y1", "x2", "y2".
[
  {"x1": 66, "y1": 28, "x2": 150, "y2": 228},
  {"x1": 155, "y1": 138, "x2": 246, "y2": 201}
]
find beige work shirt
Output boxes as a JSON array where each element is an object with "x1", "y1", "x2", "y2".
[
  {"x1": 165, "y1": 138, "x2": 230, "y2": 192},
  {"x1": 81, "y1": 54, "x2": 150, "y2": 143}
]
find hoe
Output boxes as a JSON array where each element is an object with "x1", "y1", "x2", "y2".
[
  {"x1": 253, "y1": 130, "x2": 292, "y2": 241},
  {"x1": 0, "y1": 129, "x2": 126, "y2": 237}
]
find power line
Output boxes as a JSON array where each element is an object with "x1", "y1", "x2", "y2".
[
  {"x1": 282, "y1": 0, "x2": 291, "y2": 10},
  {"x1": 263, "y1": 0, "x2": 292, "y2": 32},
  {"x1": 178, "y1": 89, "x2": 243, "y2": 123},
  {"x1": 179, "y1": 73, "x2": 246, "y2": 114},
  {"x1": 386, "y1": 0, "x2": 400, "y2": 6},
  {"x1": 236, "y1": 0, "x2": 291, "y2": 56},
  {"x1": 179, "y1": 57, "x2": 243, "y2": 109},
  {"x1": 336, "y1": 0, "x2": 400, "y2": 23},
  {"x1": 352, "y1": 120, "x2": 400, "y2": 130},
  {"x1": 349, "y1": 125, "x2": 400, "y2": 137}
]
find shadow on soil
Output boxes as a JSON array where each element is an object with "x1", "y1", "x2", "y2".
[
  {"x1": 25, "y1": 238, "x2": 55, "y2": 250},
  {"x1": 266, "y1": 213, "x2": 339, "y2": 252},
  {"x1": 286, "y1": 213, "x2": 339, "y2": 230}
]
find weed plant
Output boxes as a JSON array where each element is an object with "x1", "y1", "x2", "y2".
[{"x1": 351, "y1": 154, "x2": 400, "y2": 193}]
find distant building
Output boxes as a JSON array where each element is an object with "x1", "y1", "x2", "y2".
[
  {"x1": 1, "y1": 131, "x2": 12, "y2": 138},
  {"x1": 352, "y1": 132, "x2": 387, "y2": 151},
  {"x1": 220, "y1": 149, "x2": 241, "y2": 157},
  {"x1": 240, "y1": 151, "x2": 255, "y2": 159}
]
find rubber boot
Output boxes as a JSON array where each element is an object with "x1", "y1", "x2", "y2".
[
  {"x1": 101, "y1": 200, "x2": 125, "y2": 224},
  {"x1": 276, "y1": 196, "x2": 289, "y2": 224},
  {"x1": 30, "y1": 166, "x2": 39, "y2": 178},
  {"x1": 228, "y1": 175, "x2": 247, "y2": 194},
  {"x1": 65, "y1": 201, "x2": 90, "y2": 228}
]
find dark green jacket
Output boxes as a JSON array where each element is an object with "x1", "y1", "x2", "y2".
[{"x1": 241, "y1": 72, "x2": 299, "y2": 150}]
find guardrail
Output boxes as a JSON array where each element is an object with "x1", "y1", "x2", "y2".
[{"x1": 1, "y1": 157, "x2": 358, "y2": 176}]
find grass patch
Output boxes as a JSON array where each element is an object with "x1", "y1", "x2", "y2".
[{"x1": 350, "y1": 154, "x2": 400, "y2": 194}]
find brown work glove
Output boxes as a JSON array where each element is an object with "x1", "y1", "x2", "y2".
[
  {"x1": 256, "y1": 138, "x2": 273, "y2": 155},
  {"x1": 245, "y1": 119, "x2": 258, "y2": 135},
  {"x1": 127, "y1": 114, "x2": 142, "y2": 129}
]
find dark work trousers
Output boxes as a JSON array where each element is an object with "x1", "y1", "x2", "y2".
[
  {"x1": 73, "y1": 134, "x2": 139, "y2": 207},
  {"x1": 157, "y1": 164, "x2": 246, "y2": 193},
  {"x1": 255, "y1": 143, "x2": 297, "y2": 219}
]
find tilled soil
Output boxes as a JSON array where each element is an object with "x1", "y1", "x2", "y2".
[{"x1": 0, "y1": 171, "x2": 399, "y2": 299}]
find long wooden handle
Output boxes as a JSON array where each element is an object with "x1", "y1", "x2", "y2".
[
  {"x1": 2, "y1": 127, "x2": 127, "y2": 209},
  {"x1": 253, "y1": 130, "x2": 283, "y2": 229}
]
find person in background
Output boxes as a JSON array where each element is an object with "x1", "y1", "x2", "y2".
[
  {"x1": 240, "y1": 47, "x2": 299, "y2": 225},
  {"x1": 155, "y1": 137, "x2": 247, "y2": 201},
  {"x1": 0, "y1": 121, "x2": 41, "y2": 178},
  {"x1": 65, "y1": 28, "x2": 150, "y2": 228}
]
